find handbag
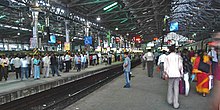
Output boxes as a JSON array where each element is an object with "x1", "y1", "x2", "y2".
[
  {"x1": 163, "y1": 72, "x2": 169, "y2": 80},
  {"x1": 198, "y1": 59, "x2": 210, "y2": 73}
]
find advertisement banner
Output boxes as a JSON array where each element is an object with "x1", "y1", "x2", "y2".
[{"x1": 64, "y1": 42, "x2": 70, "y2": 51}]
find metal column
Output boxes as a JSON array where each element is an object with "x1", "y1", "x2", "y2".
[{"x1": 32, "y1": 0, "x2": 39, "y2": 49}]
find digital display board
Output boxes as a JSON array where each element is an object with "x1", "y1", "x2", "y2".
[
  {"x1": 170, "y1": 22, "x2": 178, "y2": 32},
  {"x1": 48, "y1": 35, "x2": 56, "y2": 43}
]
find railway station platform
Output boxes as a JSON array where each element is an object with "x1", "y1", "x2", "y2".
[
  {"x1": 0, "y1": 62, "x2": 122, "y2": 105},
  {"x1": 64, "y1": 65, "x2": 212, "y2": 110}
]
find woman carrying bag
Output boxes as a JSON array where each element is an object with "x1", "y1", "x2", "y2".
[{"x1": 192, "y1": 50, "x2": 211, "y2": 97}]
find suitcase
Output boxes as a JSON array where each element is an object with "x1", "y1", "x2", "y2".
[{"x1": 179, "y1": 78, "x2": 185, "y2": 94}]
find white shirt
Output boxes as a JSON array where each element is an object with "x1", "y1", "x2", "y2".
[
  {"x1": 21, "y1": 58, "x2": 28, "y2": 68},
  {"x1": 157, "y1": 54, "x2": 167, "y2": 65},
  {"x1": 93, "y1": 55, "x2": 97, "y2": 60},
  {"x1": 98, "y1": 53, "x2": 101, "y2": 58},
  {"x1": 164, "y1": 52, "x2": 183, "y2": 78},
  {"x1": 143, "y1": 52, "x2": 154, "y2": 61},
  {"x1": 65, "y1": 55, "x2": 71, "y2": 61},
  {"x1": 13, "y1": 57, "x2": 21, "y2": 68},
  {"x1": 208, "y1": 50, "x2": 218, "y2": 62},
  {"x1": 43, "y1": 56, "x2": 50, "y2": 67},
  {"x1": 10, "y1": 58, "x2": 14, "y2": 64},
  {"x1": 81, "y1": 55, "x2": 87, "y2": 63},
  {"x1": 1, "y1": 58, "x2": 9, "y2": 66}
]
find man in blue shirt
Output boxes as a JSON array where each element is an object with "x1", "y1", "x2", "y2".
[{"x1": 123, "y1": 52, "x2": 131, "y2": 88}]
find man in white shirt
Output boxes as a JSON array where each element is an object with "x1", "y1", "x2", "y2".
[
  {"x1": 64, "y1": 53, "x2": 71, "y2": 72},
  {"x1": 157, "y1": 50, "x2": 167, "y2": 79},
  {"x1": 143, "y1": 49, "x2": 154, "y2": 77},
  {"x1": 164, "y1": 45, "x2": 183, "y2": 109},
  {"x1": 208, "y1": 47, "x2": 218, "y2": 75},
  {"x1": 20, "y1": 55, "x2": 29, "y2": 80},
  {"x1": 43, "y1": 53, "x2": 50, "y2": 78},
  {"x1": 13, "y1": 55, "x2": 21, "y2": 79},
  {"x1": 81, "y1": 54, "x2": 87, "y2": 70}
]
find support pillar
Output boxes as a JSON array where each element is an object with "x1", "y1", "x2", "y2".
[
  {"x1": 85, "y1": 21, "x2": 90, "y2": 65},
  {"x1": 65, "y1": 20, "x2": 70, "y2": 43},
  {"x1": 32, "y1": 0, "x2": 39, "y2": 49}
]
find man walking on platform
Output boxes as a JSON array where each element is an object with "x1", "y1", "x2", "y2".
[
  {"x1": 208, "y1": 47, "x2": 218, "y2": 75},
  {"x1": 157, "y1": 50, "x2": 167, "y2": 79},
  {"x1": 164, "y1": 45, "x2": 183, "y2": 109},
  {"x1": 144, "y1": 49, "x2": 154, "y2": 77},
  {"x1": 123, "y1": 52, "x2": 131, "y2": 88}
]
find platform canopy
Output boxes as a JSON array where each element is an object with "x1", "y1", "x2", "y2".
[{"x1": 0, "y1": 0, "x2": 219, "y2": 43}]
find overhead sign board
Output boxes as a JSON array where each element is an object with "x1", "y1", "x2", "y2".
[
  {"x1": 170, "y1": 22, "x2": 178, "y2": 32},
  {"x1": 84, "y1": 36, "x2": 92, "y2": 45}
]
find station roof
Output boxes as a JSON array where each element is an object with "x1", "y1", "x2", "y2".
[{"x1": 0, "y1": 0, "x2": 220, "y2": 44}]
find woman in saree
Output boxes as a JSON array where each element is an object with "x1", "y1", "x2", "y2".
[
  {"x1": 191, "y1": 52, "x2": 198, "y2": 81},
  {"x1": 192, "y1": 50, "x2": 211, "y2": 97}
]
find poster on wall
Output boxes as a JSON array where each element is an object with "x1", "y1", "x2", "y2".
[{"x1": 64, "y1": 42, "x2": 70, "y2": 51}]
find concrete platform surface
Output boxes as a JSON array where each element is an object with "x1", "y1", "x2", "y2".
[{"x1": 64, "y1": 65, "x2": 212, "y2": 110}]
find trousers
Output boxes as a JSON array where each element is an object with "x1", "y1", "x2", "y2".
[
  {"x1": 124, "y1": 71, "x2": 130, "y2": 87},
  {"x1": 146, "y1": 61, "x2": 154, "y2": 77},
  {"x1": 167, "y1": 78, "x2": 180, "y2": 108},
  {"x1": 34, "y1": 65, "x2": 40, "y2": 79},
  {"x1": 159, "y1": 62, "x2": 164, "y2": 78},
  {"x1": 43, "y1": 66, "x2": 50, "y2": 77},
  {"x1": 21, "y1": 67, "x2": 29, "y2": 80}
]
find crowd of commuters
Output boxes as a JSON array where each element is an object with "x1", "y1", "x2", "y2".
[
  {"x1": 0, "y1": 53, "x2": 93, "y2": 81},
  {"x1": 141, "y1": 44, "x2": 219, "y2": 109},
  {"x1": 0, "y1": 51, "x2": 138, "y2": 82}
]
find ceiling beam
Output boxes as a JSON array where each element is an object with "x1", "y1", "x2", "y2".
[{"x1": 68, "y1": 0, "x2": 111, "y2": 7}]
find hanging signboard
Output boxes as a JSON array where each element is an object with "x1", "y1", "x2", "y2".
[
  {"x1": 170, "y1": 22, "x2": 179, "y2": 32},
  {"x1": 84, "y1": 36, "x2": 92, "y2": 45}
]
